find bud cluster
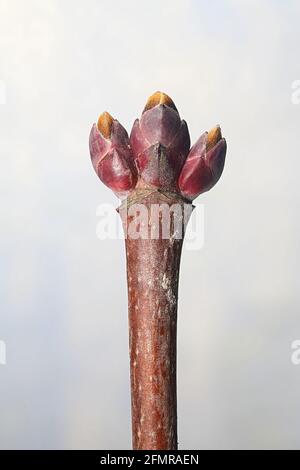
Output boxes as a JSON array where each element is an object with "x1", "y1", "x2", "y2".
[{"x1": 89, "y1": 92, "x2": 227, "y2": 200}]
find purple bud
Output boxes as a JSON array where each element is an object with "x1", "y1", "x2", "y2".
[
  {"x1": 129, "y1": 92, "x2": 190, "y2": 191},
  {"x1": 178, "y1": 127, "x2": 226, "y2": 200},
  {"x1": 89, "y1": 114, "x2": 137, "y2": 198}
]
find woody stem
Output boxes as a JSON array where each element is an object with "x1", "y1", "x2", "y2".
[{"x1": 119, "y1": 189, "x2": 192, "y2": 450}]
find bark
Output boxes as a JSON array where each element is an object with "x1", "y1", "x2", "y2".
[{"x1": 118, "y1": 189, "x2": 193, "y2": 450}]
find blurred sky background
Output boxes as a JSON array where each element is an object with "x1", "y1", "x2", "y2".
[{"x1": 1, "y1": 0, "x2": 300, "y2": 449}]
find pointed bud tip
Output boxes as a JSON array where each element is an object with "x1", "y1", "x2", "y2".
[
  {"x1": 97, "y1": 111, "x2": 114, "y2": 139},
  {"x1": 143, "y1": 91, "x2": 177, "y2": 113},
  {"x1": 207, "y1": 125, "x2": 222, "y2": 152}
]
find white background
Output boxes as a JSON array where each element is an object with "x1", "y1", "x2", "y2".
[{"x1": 0, "y1": 0, "x2": 300, "y2": 449}]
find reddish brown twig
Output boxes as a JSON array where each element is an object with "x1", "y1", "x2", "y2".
[
  {"x1": 89, "y1": 92, "x2": 227, "y2": 450},
  {"x1": 119, "y1": 190, "x2": 192, "y2": 449}
]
